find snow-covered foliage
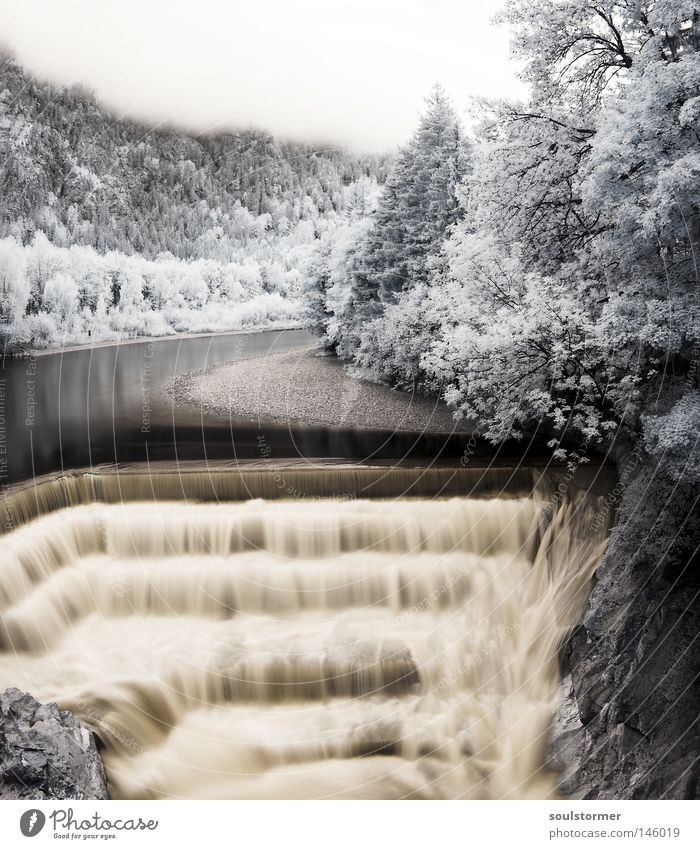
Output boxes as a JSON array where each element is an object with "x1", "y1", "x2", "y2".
[
  {"x1": 643, "y1": 392, "x2": 700, "y2": 481},
  {"x1": 428, "y1": 0, "x2": 700, "y2": 460},
  {"x1": 0, "y1": 55, "x2": 387, "y2": 350},
  {"x1": 0, "y1": 233, "x2": 305, "y2": 349},
  {"x1": 301, "y1": 177, "x2": 380, "y2": 344},
  {"x1": 316, "y1": 1, "x2": 700, "y2": 469},
  {"x1": 308, "y1": 85, "x2": 470, "y2": 375}
]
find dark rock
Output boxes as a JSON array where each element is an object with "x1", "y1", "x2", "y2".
[
  {"x1": 565, "y1": 461, "x2": 700, "y2": 799},
  {"x1": 547, "y1": 673, "x2": 587, "y2": 797},
  {"x1": 0, "y1": 688, "x2": 108, "y2": 800}
]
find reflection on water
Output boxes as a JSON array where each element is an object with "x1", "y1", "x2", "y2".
[
  {"x1": 0, "y1": 332, "x2": 614, "y2": 800},
  {"x1": 2, "y1": 330, "x2": 309, "y2": 483},
  {"x1": 1, "y1": 329, "x2": 479, "y2": 484}
]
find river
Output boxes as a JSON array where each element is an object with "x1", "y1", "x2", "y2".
[
  {"x1": 0, "y1": 329, "x2": 476, "y2": 485},
  {"x1": 0, "y1": 330, "x2": 613, "y2": 800}
]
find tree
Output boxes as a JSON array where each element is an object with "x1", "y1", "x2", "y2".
[
  {"x1": 356, "y1": 84, "x2": 466, "y2": 302},
  {"x1": 423, "y1": 0, "x2": 700, "y2": 458},
  {"x1": 0, "y1": 54, "x2": 388, "y2": 263},
  {"x1": 330, "y1": 84, "x2": 470, "y2": 379},
  {"x1": 303, "y1": 177, "x2": 379, "y2": 345}
]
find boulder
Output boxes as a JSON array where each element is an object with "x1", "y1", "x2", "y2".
[{"x1": 0, "y1": 688, "x2": 108, "y2": 800}]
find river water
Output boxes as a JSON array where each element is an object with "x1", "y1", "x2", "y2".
[
  {"x1": 0, "y1": 331, "x2": 612, "y2": 799},
  {"x1": 0, "y1": 329, "x2": 474, "y2": 485},
  {"x1": 0, "y1": 477, "x2": 608, "y2": 799}
]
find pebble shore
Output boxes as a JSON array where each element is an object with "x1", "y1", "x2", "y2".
[{"x1": 171, "y1": 346, "x2": 466, "y2": 433}]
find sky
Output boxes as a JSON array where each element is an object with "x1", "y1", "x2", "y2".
[{"x1": 0, "y1": 0, "x2": 526, "y2": 152}]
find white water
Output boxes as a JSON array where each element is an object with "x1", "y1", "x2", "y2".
[{"x1": 0, "y1": 494, "x2": 607, "y2": 799}]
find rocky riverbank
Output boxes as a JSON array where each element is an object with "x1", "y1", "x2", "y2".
[
  {"x1": 0, "y1": 689, "x2": 108, "y2": 800},
  {"x1": 561, "y1": 460, "x2": 700, "y2": 799}
]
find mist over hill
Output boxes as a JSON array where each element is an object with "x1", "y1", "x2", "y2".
[{"x1": 0, "y1": 55, "x2": 386, "y2": 348}]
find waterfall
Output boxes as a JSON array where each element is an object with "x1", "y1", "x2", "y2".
[{"x1": 0, "y1": 465, "x2": 611, "y2": 800}]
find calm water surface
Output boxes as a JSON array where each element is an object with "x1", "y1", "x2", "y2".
[{"x1": 1, "y1": 329, "x2": 476, "y2": 484}]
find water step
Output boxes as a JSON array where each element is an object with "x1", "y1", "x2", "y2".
[
  {"x1": 0, "y1": 498, "x2": 540, "y2": 601},
  {"x1": 0, "y1": 550, "x2": 530, "y2": 650}
]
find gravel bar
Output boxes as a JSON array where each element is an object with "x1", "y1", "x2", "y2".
[{"x1": 171, "y1": 346, "x2": 467, "y2": 433}]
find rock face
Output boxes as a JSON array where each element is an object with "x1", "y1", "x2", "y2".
[
  {"x1": 0, "y1": 688, "x2": 108, "y2": 800},
  {"x1": 563, "y1": 463, "x2": 700, "y2": 799},
  {"x1": 547, "y1": 674, "x2": 588, "y2": 797}
]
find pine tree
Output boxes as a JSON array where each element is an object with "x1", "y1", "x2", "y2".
[
  {"x1": 356, "y1": 84, "x2": 466, "y2": 301},
  {"x1": 340, "y1": 84, "x2": 469, "y2": 361}
]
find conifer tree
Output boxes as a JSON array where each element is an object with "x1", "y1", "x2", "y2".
[{"x1": 339, "y1": 84, "x2": 469, "y2": 362}]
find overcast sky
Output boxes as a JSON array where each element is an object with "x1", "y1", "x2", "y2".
[{"x1": 0, "y1": 0, "x2": 526, "y2": 152}]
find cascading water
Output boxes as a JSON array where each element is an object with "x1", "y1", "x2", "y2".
[{"x1": 0, "y1": 468, "x2": 610, "y2": 800}]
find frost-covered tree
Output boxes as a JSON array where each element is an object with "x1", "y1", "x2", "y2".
[
  {"x1": 421, "y1": 0, "x2": 700, "y2": 460},
  {"x1": 356, "y1": 84, "x2": 466, "y2": 303},
  {"x1": 0, "y1": 233, "x2": 312, "y2": 350},
  {"x1": 327, "y1": 84, "x2": 469, "y2": 377},
  {"x1": 303, "y1": 177, "x2": 379, "y2": 345},
  {"x1": 43, "y1": 273, "x2": 79, "y2": 322}
]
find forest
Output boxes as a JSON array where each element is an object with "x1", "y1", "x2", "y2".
[
  {"x1": 0, "y1": 53, "x2": 385, "y2": 348},
  {"x1": 1, "y1": 1, "x2": 699, "y2": 479},
  {"x1": 307, "y1": 0, "x2": 700, "y2": 483}
]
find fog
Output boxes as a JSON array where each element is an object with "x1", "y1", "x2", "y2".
[{"x1": 0, "y1": 0, "x2": 525, "y2": 150}]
